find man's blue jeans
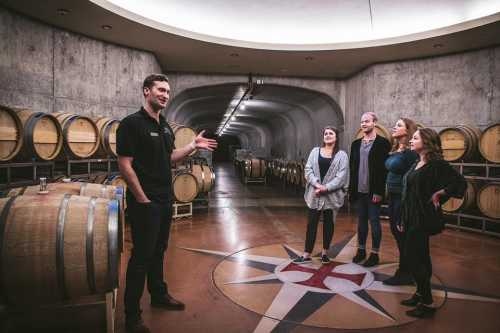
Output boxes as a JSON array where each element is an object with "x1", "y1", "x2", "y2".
[{"x1": 357, "y1": 192, "x2": 382, "y2": 250}]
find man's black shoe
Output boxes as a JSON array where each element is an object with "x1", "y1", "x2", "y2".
[
  {"x1": 362, "y1": 253, "x2": 379, "y2": 267},
  {"x1": 352, "y1": 249, "x2": 366, "y2": 263},
  {"x1": 406, "y1": 303, "x2": 436, "y2": 318},
  {"x1": 151, "y1": 294, "x2": 186, "y2": 310},
  {"x1": 383, "y1": 271, "x2": 414, "y2": 286},
  {"x1": 401, "y1": 293, "x2": 421, "y2": 307},
  {"x1": 126, "y1": 319, "x2": 150, "y2": 333}
]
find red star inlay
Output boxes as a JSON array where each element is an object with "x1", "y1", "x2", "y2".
[{"x1": 281, "y1": 261, "x2": 366, "y2": 290}]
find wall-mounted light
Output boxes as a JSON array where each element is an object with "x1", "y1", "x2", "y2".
[{"x1": 102, "y1": 25, "x2": 113, "y2": 30}]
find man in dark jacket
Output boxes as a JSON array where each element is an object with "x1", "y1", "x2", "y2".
[{"x1": 349, "y1": 112, "x2": 391, "y2": 267}]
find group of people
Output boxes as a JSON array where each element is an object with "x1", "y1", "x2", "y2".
[
  {"x1": 294, "y1": 112, "x2": 466, "y2": 319},
  {"x1": 117, "y1": 74, "x2": 466, "y2": 332}
]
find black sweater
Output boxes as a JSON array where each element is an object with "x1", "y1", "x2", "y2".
[
  {"x1": 401, "y1": 159, "x2": 466, "y2": 234},
  {"x1": 349, "y1": 135, "x2": 391, "y2": 201}
]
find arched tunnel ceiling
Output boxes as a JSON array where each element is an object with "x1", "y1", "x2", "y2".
[
  {"x1": 165, "y1": 83, "x2": 344, "y2": 157},
  {"x1": 3, "y1": 0, "x2": 500, "y2": 77}
]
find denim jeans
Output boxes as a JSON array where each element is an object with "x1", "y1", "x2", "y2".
[
  {"x1": 124, "y1": 194, "x2": 173, "y2": 320},
  {"x1": 357, "y1": 192, "x2": 382, "y2": 250}
]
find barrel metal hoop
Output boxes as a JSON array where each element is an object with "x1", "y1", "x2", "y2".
[
  {"x1": 80, "y1": 182, "x2": 88, "y2": 196},
  {"x1": 62, "y1": 115, "x2": 78, "y2": 158},
  {"x1": 56, "y1": 194, "x2": 71, "y2": 301},
  {"x1": 0, "y1": 196, "x2": 19, "y2": 304},
  {"x1": 86, "y1": 197, "x2": 97, "y2": 293},
  {"x1": 23, "y1": 112, "x2": 45, "y2": 159},
  {"x1": 107, "y1": 199, "x2": 119, "y2": 290},
  {"x1": 201, "y1": 165, "x2": 206, "y2": 190}
]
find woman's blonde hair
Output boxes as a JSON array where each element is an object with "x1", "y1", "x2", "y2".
[{"x1": 391, "y1": 118, "x2": 418, "y2": 152}]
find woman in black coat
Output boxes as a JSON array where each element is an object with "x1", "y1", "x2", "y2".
[{"x1": 400, "y1": 128, "x2": 466, "y2": 318}]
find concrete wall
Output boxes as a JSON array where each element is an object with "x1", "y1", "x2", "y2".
[
  {"x1": 0, "y1": 7, "x2": 161, "y2": 119},
  {"x1": 344, "y1": 47, "x2": 500, "y2": 143},
  {"x1": 1, "y1": 6, "x2": 497, "y2": 160}
]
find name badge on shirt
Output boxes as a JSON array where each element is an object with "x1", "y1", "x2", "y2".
[{"x1": 150, "y1": 132, "x2": 159, "y2": 137}]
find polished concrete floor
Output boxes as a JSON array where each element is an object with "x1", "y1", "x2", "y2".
[
  {"x1": 115, "y1": 163, "x2": 500, "y2": 333},
  {"x1": 6, "y1": 162, "x2": 500, "y2": 332}
]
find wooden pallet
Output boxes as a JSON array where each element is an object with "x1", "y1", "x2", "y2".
[{"x1": 173, "y1": 201, "x2": 193, "y2": 219}]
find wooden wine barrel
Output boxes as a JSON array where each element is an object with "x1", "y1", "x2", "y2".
[
  {"x1": 355, "y1": 124, "x2": 393, "y2": 145},
  {"x1": 53, "y1": 112, "x2": 100, "y2": 159},
  {"x1": 172, "y1": 172, "x2": 199, "y2": 203},
  {"x1": 16, "y1": 110, "x2": 64, "y2": 161},
  {"x1": 167, "y1": 122, "x2": 197, "y2": 156},
  {"x1": 0, "y1": 105, "x2": 23, "y2": 161},
  {"x1": 0, "y1": 106, "x2": 64, "y2": 161},
  {"x1": 439, "y1": 125, "x2": 481, "y2": 162},
  {"x1": 191, "y1": 164, "x2": 215, "y2": 193},
  {"x1": 442, "y1": 180, "x2": 477, "y2": 213},
  {"x1": 245, "y1": 159, "x2": 266, "y2": 178},
  {"x1": 0, "y1": 194, "x2": 119, "y2": 305},
  {"x1": 479, "y1": 123, "x2": 500, "y2": 163},
  {"x1": 4, "y1": 182, "x2": 124, "y2": 201},
  {"x1": 477, "y1": 183, "x2": 500, "y2": 219},
  {"x1": 93, "y1": 117, "x2": 119, "y2": 158},
  {"x1": 104, "y1": 175, "x2": 127, "y2": 209}
]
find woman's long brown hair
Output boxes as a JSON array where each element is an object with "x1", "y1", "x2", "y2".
[
  {"x1": 418, "y1": 128, "x2": 443, "y2": 161},
  {"x1": 391, "y1": 118, "x2": 418, "y2": 153}
]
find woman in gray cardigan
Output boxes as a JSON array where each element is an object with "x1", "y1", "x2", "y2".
[{"x1": 294, "y1": 126, "x2": 349, "y2": 264}]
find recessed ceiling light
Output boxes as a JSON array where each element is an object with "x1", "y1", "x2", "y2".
[
  {"x1": 305, "y1": 56, "x2": 314, "y2": 61},
  {"x1": 230, "y1": 53, "x2": 239, "y2": 57},
  {"x1": 56, "y1": 8, "x2": 70, "y2": 16},
  {"x1": 433, "y1": 43, "x2": 444, "y2": 48},
  {"x1": 102, "y1": 25, "x2": 113, "y2": 30}
]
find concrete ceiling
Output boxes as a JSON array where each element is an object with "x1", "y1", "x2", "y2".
[{"x1": 1, "y1": 0, "x2": 500, "y2": 78}]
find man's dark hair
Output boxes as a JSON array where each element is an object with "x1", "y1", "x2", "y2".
[{"x1": 142, "y1": 74, "x2": 169, "y2": 92}]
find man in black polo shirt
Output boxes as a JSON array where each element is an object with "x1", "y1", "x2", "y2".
[{"x1": 117, "y1": 74, "x2": 217, "y2": 333}]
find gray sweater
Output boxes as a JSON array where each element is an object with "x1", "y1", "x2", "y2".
[{"x1": 304, "y1": 148, "x2": 349, "y2": 210}]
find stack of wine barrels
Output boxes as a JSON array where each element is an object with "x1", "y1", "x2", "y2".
[
  {"x1": 0, "y1": 106, "x2": 64, "y2": 161},
  {"x1": 244, "y1": 158, "x2": 266, "y2": 178},
  {"x1": 438, "y1": 123, "x2": 500, "y2": 220},
  {"x1": 0, "y1": 192, "x2": 119, "y2": 306},
  {"x1": 0, "y1": 105, "x2": 121, "y2": 161}
]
